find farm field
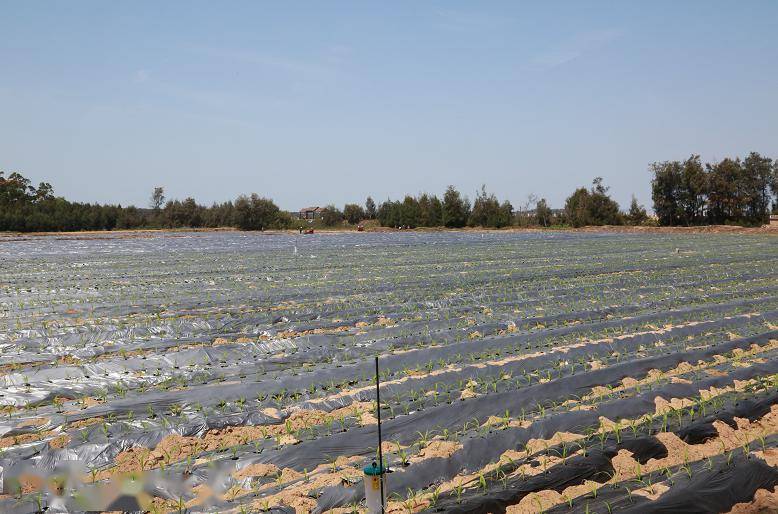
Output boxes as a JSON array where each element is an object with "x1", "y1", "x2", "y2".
[{"x1": 1, "y1": 230, "x2": 777, "y2": 513}]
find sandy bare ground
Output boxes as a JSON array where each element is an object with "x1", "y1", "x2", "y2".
[{"x1": 1, "y1": 224, "x2": 776, "y2": 240}]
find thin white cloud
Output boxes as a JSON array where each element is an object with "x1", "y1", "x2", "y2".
[
  {"x1": 533, "y1": 49, "x2": 584, "y2": 68},
  {"x1": 134, "y1": 69, "x2": 149, "y2": 83},
  {"x1": 435, "y1": 9, "x2": 510, "y2": 32},
  {"x1": 201, "y1": 47, "x2": 343, "y2": 84},
  {"x1": 533, "y1": 28, "x2": 625, "y2": 68}
]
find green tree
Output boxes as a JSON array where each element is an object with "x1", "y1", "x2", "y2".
[
  {"x1": 421, "y1": 194, "x2": 444, "y2": 226},
  {"x1": 535, "y1": 198, "x2": 552, "y2": 227},
  {"x1": 430, "y1": 196, "x2": 444, "y2": 226},
  {"x1": 468, "y1": 186, "x2": 498, "y2": 227},
  {"x1": 741, "y1": 152, "x2": 773, "y2": 224},
  {"x1": 499, "y1": 200, "x2": 513, "y2": 227},
  {"x1": 234, "y1": 194, "x2": 283, "y2": 230},
  {"x1": 680, "y1": 155, "x2": 707, "y2": 224},
  {"x1": 651, "y1": 156, "x2": 707, "y2": 226},
  {"x1": 442, "y1": 186, "x2": 470, "y2": 228},
  {"x1": 204, "y1": 201, "x2": 235, "y2": 227},
  {"x1": 626, "y1": 196, "x2": 648, "y2": 225},
  {"x1": 321, "y1": 205, "x2": 343, "y2": 227},
  {"x1": 564, "y1": 187, "x2": 590, "y2": 227},
  {"x1": 116, "y1": 205, "x2": 143, "y2": 229},
  {"x1": 565, "y1": 178, "x2": 621, "y2": 227},
  {"x1": 364, "y1": 196, "x2": 376, "y2": 219},
  {"x1": 150, "y1": 187, "x2": 165, "y2": 211},
  {"x1": 706, "y1": 158, "x2": 743, "y2": 224},
  {"x1": 399, "y1": 196, "x2": 420, "y2": 227},
  {"x1": 467, "y1": 185, "x2": 512, "y2": 228},
  {"x1": 343, "y1": 203, "x2": 365, "y2": 224},
  {"x1": 650, "y1": 160, "x2": 683, "y2": 226},
  {"x1": 181, "y1": 197, "x2": 204, "y2": 227},
  {"x1": 587, "y1": 178, "x2": 622, "y2": 225},
  {"x1": 417, "y1": 193, "x2": 434, "y2": 226},
  {"x1": 0, "y1": 171, "x2": 36, "y2": 206},
  {"x1": 772, "y1": 161, "x2": 778, "y2": 213},
  {"x1": 34, "y1": 182, "x2": 54, "y2": 202},
  {"x1": 376, "y1": 199, "x2": 398, "y2": 227}
]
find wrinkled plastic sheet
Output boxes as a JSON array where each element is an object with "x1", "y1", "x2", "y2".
[{"x1": 309, "y1": 361, "x2": 778, "y2": 511}]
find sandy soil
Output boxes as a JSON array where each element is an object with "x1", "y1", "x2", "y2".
[
  {"x1": 1, "y1": 224, "x2": 776, "y2": 240},
  {"x1": 511, "y1": 403, "x2": 778, "y2": 513},
  {"x1": 726, "y1": 487, "x2": 778, "y2": 514}
]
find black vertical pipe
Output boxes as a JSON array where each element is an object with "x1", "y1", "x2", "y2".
[{"x1": 375, "y1": 356, "x2": 385, "y2": 512}]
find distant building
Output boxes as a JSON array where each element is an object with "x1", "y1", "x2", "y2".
[
  {"x1": 770, "y1": 214, "x2": 778, "y2": 226},
  {"x1": 299, "y1": 206, "x2": 323, "y2": 220}
]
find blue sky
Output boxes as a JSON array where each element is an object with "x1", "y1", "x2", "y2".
[{"x1": 2, "y1": 1, "x2": 777, "y2": 211}]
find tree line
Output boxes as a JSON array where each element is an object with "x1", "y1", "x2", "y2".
[
  {"x1": 290, "y1": 179, "x2": 644, "y2": 229},
  {"x1": 650, "y1": 152, "x2": 777, "y2": 226},
  {"x1": 1, "y1": 170, "x2": 633, "y2": 232},
  {"x1": 2, "y1": 151, "x2": 776, "y2": 232},
  {"x1": 0, "y1": 174, "x2": 291, "y2": 232}
]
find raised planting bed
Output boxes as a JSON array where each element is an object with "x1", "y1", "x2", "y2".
[{"x1": 0, "y1": 230, "x2": 776, "y2": 513}]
